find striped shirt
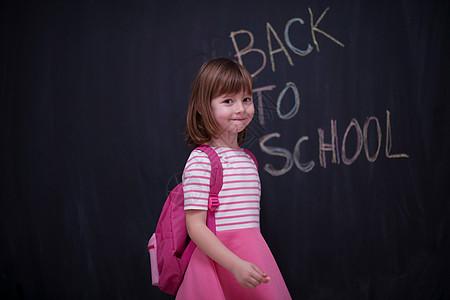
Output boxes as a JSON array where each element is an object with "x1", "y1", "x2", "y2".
[{"x1": 183, "y1": 147, "x2": 261, "y2": 231}]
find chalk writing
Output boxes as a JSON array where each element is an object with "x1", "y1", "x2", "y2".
[
  {"x1": 385, "y1": 110, "x2": 409, "y2": 159},
  {"x1": 318, "y1": 119, "x2": 340, "y2": 168},
  {"x1": 266, "y1": 22, "x2": 294, "y2": 72},
  {"x1": 253, "y1": 85, "x2": 276, "y2": 125},
  {"x1": 285, "y1": 18, "x2": 313, "y2": 56},
  {"x1": 294, "y1": 136, "x2": 315, "y2": 173},
  {"x1": 276, "y1": 82, "x2": 300, "y2": 120},
  {"x1": 228, "y1": 7, "x2": 408, "y2": 176},
  {"x1": 308, "y1": 7, "x2": 345, "y2": 52},
  {"x1": 259, "y1": 132, "x2": 293, "y2": 176},
  {"x1": 258, "y1": 111, "x2": 409, "y2": 175},
  {"x1": 341, "y1": 118, "x2": 363, "y2": 165},
  {"x1": 363, "y1": 116, "x2": 382, "y2": 162},
  {"x1": 229, "y1": 30, "x2": 267, "y2": 77},
  {"x1": 230, "y1": 7, "x2": 345, "y2": 77}
]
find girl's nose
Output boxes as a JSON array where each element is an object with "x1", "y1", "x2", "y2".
[{"x1": 235, "y1": 101, "x2": 244, "y2": 113}]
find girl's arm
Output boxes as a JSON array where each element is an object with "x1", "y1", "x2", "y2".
[{"x1": 186, "y1": 210, "x2": 269, "y2": 289}]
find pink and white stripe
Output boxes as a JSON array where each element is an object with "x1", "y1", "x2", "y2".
[{"x1": 183, "y1": 147, "x2": 261, "y2": 231}]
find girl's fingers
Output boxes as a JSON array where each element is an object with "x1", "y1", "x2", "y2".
[
  {"x1": 235, "y1": 261, "x2": 270, "y2": 289},
  {"x1": 249, "y1": 267, "x2": 270, "y2": 286},
  {"x1": 250, "y1": 263, "x2": 266, "y2": 276},
  {"x1": 251, "y1": 264, "x2": 270, "y2": 283},
  {"x1": 249, "y1": 278, "x2": 260, "y2": 288}
]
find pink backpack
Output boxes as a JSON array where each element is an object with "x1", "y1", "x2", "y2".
[
  {"x1": 147, "y1": 145, "x2": 258, "y2": 295},
  {"x1": 147, "y1": 145, "x2": 223, "y2": 295}
]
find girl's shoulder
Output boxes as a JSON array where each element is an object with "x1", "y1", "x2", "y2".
[
  {"x1": 187, "y1": 147, "x2": 209, "y2": 160},
  {"x1": 184, "y1": 148, "x2": 210, "y2": 171}
]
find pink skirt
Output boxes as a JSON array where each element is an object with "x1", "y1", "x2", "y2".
[{"x1": 176, "y1": 228, "x2": 291, "y2": 300}]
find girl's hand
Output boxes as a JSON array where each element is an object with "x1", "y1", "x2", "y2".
[
  {"x1": 185, "y1": 210, "x2": 269, "y2": 289},
  {"x1": 231, "y1": 259, "x2": 270, "y2": 289}
]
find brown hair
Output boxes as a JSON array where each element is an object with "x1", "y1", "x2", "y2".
[{"x1": 185, "y1": 58, "x2": 253, "y2": 147}]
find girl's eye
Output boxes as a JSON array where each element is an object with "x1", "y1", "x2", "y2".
[
  {"x1": 243, "y1": 97, "x2": 252, "y2": 103},
  {"x1": 224, "y1": 99, "x2": 233, "y2": 104}
]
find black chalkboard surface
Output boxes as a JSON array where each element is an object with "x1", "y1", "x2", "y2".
[{"x1": 1, "y1": 0, "x2": 449, "y2": 299}]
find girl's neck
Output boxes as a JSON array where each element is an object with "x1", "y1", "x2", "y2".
[{"x1": 209, "y1": 134, "x2": 240, "y2": 149}]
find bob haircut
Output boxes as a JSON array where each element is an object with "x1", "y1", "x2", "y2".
[{"x1": 185, "y1": 58, "x2": 253, "y2": 147}]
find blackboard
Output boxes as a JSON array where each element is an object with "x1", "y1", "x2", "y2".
[{"x1": 1, "y1": 0, "x2": 449, "y2": 299}]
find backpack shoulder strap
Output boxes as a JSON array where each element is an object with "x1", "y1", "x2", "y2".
[
  {"x1": 195, "y1": 144, "x2": 223, "y2": 235},
  {"x1": 196, "y1": 145, "x2": 223, "y2": 204}
]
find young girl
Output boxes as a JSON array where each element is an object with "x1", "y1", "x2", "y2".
[{"x1": 176, "y1": 58, "x2": 291, "y2": 299}]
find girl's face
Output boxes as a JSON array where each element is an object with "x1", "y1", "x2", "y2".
[{"x1": 210, "y1": 91, "x2": 254, "y2": 138}]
